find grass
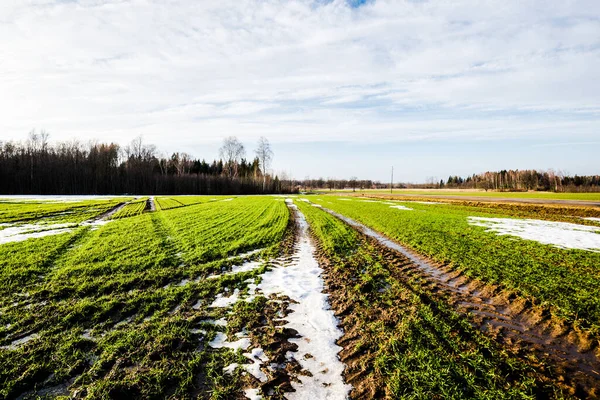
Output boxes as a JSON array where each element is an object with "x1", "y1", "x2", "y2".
[
  {"x1": 295, "y1": 200, "x2": 565, "y2": 398},
  {"x1": 0, "y1": 196, "x2": 289, "y2": 399},
  {"x1": 309, "y1": 196, "x2": 600, "y2": 334},
  {"x1": 109, "y1": 198, "x2": 148, "y2": 219},
  {"x1": 0, "y1": 199, "x2": 127, "y2": 224}
]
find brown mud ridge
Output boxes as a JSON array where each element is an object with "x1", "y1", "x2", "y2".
[
  {"x1": 346, "y1": 192, "x2": 600, "y2": 209},
  {"x1": 350, "y1": 193, "x2": 600, "y2": 220},
  {"x1": 321, "y1": 206, "x2": 600, "y2": 398}
]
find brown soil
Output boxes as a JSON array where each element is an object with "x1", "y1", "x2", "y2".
[{"x1": 345, "y1": 192, "x2": 600, "y2": 210}]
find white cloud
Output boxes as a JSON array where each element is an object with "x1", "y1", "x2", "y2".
[{"x1": 0, "y1": 0, "x2": 599, "y2": 151}]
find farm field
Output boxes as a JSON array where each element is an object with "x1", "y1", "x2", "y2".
[
  {"x1": 1, "y1": 195, "x2": 599, "y2": 398},
  {"x1": 321, "y1": 189, "x2": 600, "y2": 202}
]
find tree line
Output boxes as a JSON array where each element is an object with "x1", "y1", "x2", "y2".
[
  {"x1": 0, "y1": 131, "x2": 296, "y2": 195},
  {"x1": 437, "y1": 170, "x2": 600, "y2": 192}
]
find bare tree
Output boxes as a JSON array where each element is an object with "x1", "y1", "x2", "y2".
[
  {"x1": 255, "y1": 136, "x2": 273, "y2": 190},
  {"x1": 219, "y1": 136, "x2": 245, "y2": 177},
  {"x1": 349, "y1": 176, "x2": 358, "y2": 192}
]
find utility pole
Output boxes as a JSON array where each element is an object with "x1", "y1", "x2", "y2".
[{"x1": 390, "y1": 166, "x2": 394, "y2": 194}]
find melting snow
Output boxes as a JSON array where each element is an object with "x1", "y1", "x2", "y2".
[
  {"x1": 198, "y1": 318, "x2": 227, "y2": 327},
  {"x1": 1, "y1": 333, "x2": 39, "y2": 350},
  {"x1": 209, "y1": 331, "x2": 251, "y2": 351},
  {"x1": 0, "y1": 223, "x2": 75, "y2": 244},
  {"x1": 223, "y1": 363, "x2": 239, "y2": 374},
  {"x1": 583, "y1": 217, "x2": 600, "y2": 223},
  {"x1": 230, "y1": 261, "x2": 263, "y2": 274},
  {"x1": 390, "y1": 205, "x2": 413, "y2": 211},
  {"x1": 244, "y1": 388, "x2": 262, "y2": 400},
  {"x1": 209, "y1": 289, "x2": 241, "y2": 308},
  {"x1": 257, "y1": 201, "x2": 350, "y2": 399},
  {"x1": 468, "y1": 217, "x2": 600, "y2": 252}
]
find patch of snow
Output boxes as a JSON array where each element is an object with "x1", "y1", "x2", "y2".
[
  {"x1": 244, "y1": 388, "x2": 262, "y2": 400},
  {"x1": 0, "y1": 223, "x2": 75, "y2": 245},
  {"x1": 192, "y1": 300, "x2": 203, "y2": 310},
  {"x1": 221, "y1": 198, "x2": 235, "y2": 202},
  {"x1": 209, "y1": 289, "x2": 241, "y2": 308},
  {"x1": 230, "y1": 261, "x2": 263, "y2": 275},
  {"x1": 223, "y1": 363, "x2": 239, "y2": 375},
  {"x1": 256, "y1": 204, "x2": 351, "y2": 399},
  {"x1": 242, "y1": 347, "x2": 269, "y2": 382},
  {"x1": 198, "y1": 318, "x2": 228, "y2": 327},
  {"x1": 583, "y1": 217, "x2": 600, "y2": 223},
  {"x1": 299, "y1": 198, "x2": 311, "y2": 202},
  {"x1": 390, "y1": 205, "x2": 413, "y2": 211},
  {"x1": 0, "y1": 195, "x2": 126, "y2": 203},
  {"x1": 1, "y1": 333, "x2": 39, "y2": 350},
  {"x1": 468, "y1": 217, "x2": 600, "y2": 252},
  {"x1": 209, "y1": 332, "x2": 251, "y2": 351}
]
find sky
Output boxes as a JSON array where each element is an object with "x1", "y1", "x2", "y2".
[{"x1": 1, "y1": 0, "x2": 599, "y2": 182}]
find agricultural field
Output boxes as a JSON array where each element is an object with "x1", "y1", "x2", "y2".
[
  {"x1": 321, "y1": 189, "x2": 600, "y2": 202},
  {"x1": 1, "y1": 194, "x2": 599, "y2": 399}
]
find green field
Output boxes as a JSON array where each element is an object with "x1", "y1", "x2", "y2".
[
  {"x1": 1, "y1": 195, "x2": 599, "y2": 399},
  {"x1": 320, "y1": 189, "x2": 600, "y2": 201}
]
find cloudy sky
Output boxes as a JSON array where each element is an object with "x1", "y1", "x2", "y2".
[{"x1": 1, "y1": 0, "x2": 599, "y2": 182}]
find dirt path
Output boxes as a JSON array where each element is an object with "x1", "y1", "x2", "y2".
[
  {"x1": 95, "y1": 201, "x2": 128, "y2": 220},
  {"x1": 203, "y1": 200, "x2": 351, "y2": 399},
  {"x1": 348, "y1": 193, "x2": 600, "y2": 207},
  {"x1": 319, "y1": 205, "x2": 600, "y2": 397},
  {"x1": 148, "y1": 197, "x2": 156, "y2": 212}
]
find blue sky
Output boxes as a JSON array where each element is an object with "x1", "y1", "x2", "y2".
[{"x1": 0, "y1": 0, "x2": 599, "y2": 182}]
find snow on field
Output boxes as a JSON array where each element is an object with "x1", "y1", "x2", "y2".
[
  {"x1": 209, "y1": 288, "x2": 241, "y2": 308},
  {"x1": 256, "y1": 200, "x2": 351, "y2": 400},
  {"x1": 0, "y1": 195, "x2": 126, "y2": 203},
  {"x1": 583, "y1": 217, "x2": 600, "y2": 223},
  {"x1": 209, "y1": 331, "x2": 251, "y2": 351},
  {"x1": 468, "y1": 217, "x2": 600, "y2": 252},
  {"x1": 0, "y1": 223, "x2": 75, "y2": 245},
  {"x1": 1, "y1": 333, "x2": 39, "y2": 350},
  {"x1": 230, "y1": 261, "x2": 263, "y2": 274},
  {"x1": 390, "y1": 205, "x2": 413, "y2": 211}
]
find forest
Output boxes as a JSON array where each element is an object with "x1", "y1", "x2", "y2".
[{"x1": 0, "y1": 131, "x2": 295, "y2": 195}]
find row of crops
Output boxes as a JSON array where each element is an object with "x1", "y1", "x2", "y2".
[
  {"x1": 0, "y1": 198, "x2": 128, "y2": 224},
  {"x1": 309, "y1": 196, "x2": 600, "y2": 335},
  {"x1": 294, "y1": 200, "x2": 568, "y2": 398},
  {"x1": 0, "y1": 196, "x2": 289, "y2": 398}
]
